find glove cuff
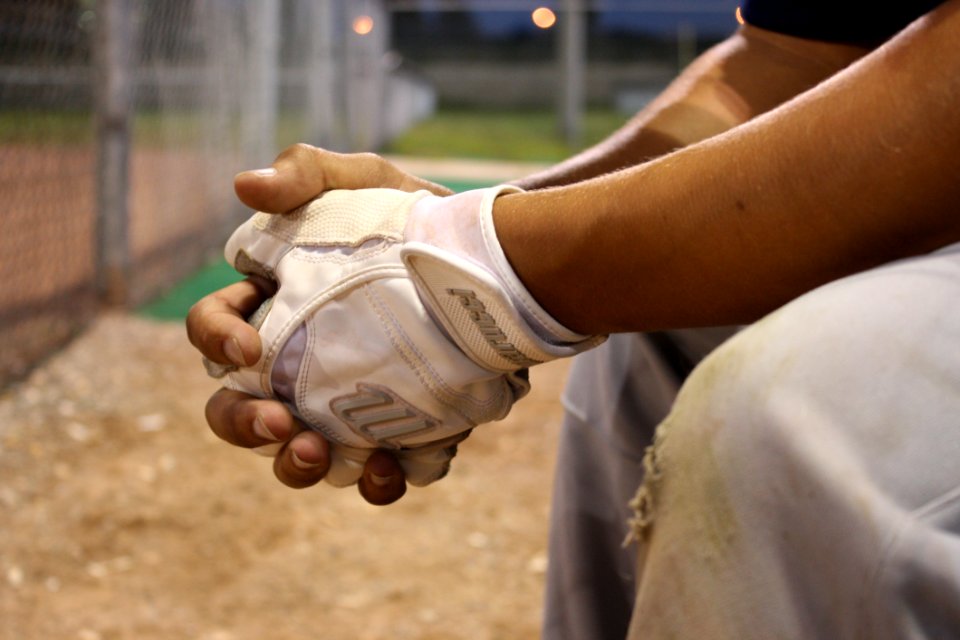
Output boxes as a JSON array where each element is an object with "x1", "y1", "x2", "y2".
[{"x1": 402, "y1": 185, "x2": 605, "y2": 373}]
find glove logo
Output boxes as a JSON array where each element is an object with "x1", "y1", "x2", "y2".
[
  {"x1": 330, "y1": 383, "x2": 436, "y2": 448},
  {"x1": 446, "y1": 288, "x2": 537, "y2": 368}
]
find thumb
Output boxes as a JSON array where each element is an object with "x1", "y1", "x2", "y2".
[
  {"x1": 234, "y1": 143, "x2": 452, "y2": 214},
  {"x1": 234, "y1": 144, "x2": 333, "y2": 213}
]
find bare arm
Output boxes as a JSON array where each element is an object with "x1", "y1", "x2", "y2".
[
  {"x1": 499, "y1": 0, "x2": 960, "y2": 333},
  {"x1": 514, "y1": 25, "x2": 869, "y2": 190}
]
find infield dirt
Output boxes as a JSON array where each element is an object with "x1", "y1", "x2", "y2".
[{"x1": 0, "y1": 313, "x2": 568, "y2": 640}]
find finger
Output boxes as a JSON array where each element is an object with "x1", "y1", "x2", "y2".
[
  {"x1": 357, "y1": 450, "x2": 407, "y2": 506},
  {"x1": 234, "y1": 144, "x2": 452, "y2": 213},
  {"x1": 205, "y1": 388, "x2": 297, "y2": 448},
  {"x1": 186, "y1": 278, "x2": 272, "y2": 366},
  {"x1": 324, "y1": 450, "x2": 366, "y2": 488},
  {"x1": 398, "y1": 432, "x2": 467, "y2": 487},
  {"x1": 273, "y1": 429, "x2": 331, "y2": 489}
]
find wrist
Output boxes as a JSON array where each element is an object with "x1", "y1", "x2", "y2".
[{"x1": 402, "y1": 186, "x2": 605, "y2": 372}]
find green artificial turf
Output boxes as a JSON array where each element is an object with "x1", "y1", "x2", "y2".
[{"x1": 138, "y1": 258, "x2": 243, "y2": 321}]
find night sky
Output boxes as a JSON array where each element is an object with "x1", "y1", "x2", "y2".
[{"x1": 438, "y1": 1, "x2": 742, "y2": 38}]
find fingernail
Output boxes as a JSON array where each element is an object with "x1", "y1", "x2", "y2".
[
  {"x1": 291, "y1": 450, "x2": 322, "y2": 470},
  {"x1": 223, "y1": 337, "x2": 246, "y2": 366},
  {"x1": 370, "y1": 473, "x2": 395, "y2": 487},
  {"x1": 252, "y1": 415, "x2": 279, "y2": 442},
  {"x1": 253, "y1": 167, "x2": 277, "y2": 177},
  {"x1": 252, "y1": 442, "x2": 283, "y2": 457}
]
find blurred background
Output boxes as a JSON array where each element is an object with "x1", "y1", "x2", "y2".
[
  {"x1": 0, "y1": 0, "x2": 739, "y2": 389},
  {"x1": 1, "y1": 2, "x2": 739, "y2": 638}
]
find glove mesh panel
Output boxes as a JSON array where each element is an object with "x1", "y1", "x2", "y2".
[{"x1": 252, "y1": 189, "x2": 427, "y2": 247}]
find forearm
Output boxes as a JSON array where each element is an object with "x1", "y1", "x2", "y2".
[
  {"x1": 499, "y1": 1, "x2": 960, "y2": 334},
  {"x1": 514, "y1": 25, "x2": 869, "y2": 190}
]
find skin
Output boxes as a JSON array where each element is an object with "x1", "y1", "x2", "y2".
[
  {"x1": 186, "y1": 1, "x2": 959, "y2": 504},
  {"x1": 501, "y1": 2, "x2": 960, "y2": 334},
  {"x1": 189, "y1": 149, "x2": 451, "y2": 505}
]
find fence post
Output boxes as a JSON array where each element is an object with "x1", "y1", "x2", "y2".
[
  {"x1": 559, "y1": 0, "x2": 586, "y2": 148},
  {"x1": 242, "y1": 0, "x2": 280, "y2": 166},
  {"x1": 306, "y1": 0, "x2": 342, "y2": 150},
  {"x1": 345, "y1": 0, "x2": 387, "y2": 151},
  {"x1": 94, "y1": 0, "x2": 134, "y2": 306}
]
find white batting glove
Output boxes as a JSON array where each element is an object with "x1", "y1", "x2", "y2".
[{"x1": 206, "y1": 186, "x2": 605, "y2": 487}]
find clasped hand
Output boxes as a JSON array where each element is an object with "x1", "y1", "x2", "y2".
[{"x1": 186, "y1": 145, "x2": 454, "y2": 505}]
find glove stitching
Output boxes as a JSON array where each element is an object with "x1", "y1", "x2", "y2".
[
  {"x1": 259, "y1": 263, "x2": 410, "y2": 392},
  {"x1": 295, "y1": 322, "x2": 360, "y2": 448},
  {"x1": 363, "y1": 284, "x2": 490, "y2": 421},
  {"x1": 291, "y1": 242, "x2": 392, "y2": 265},
  {"x1": 256, "y1": 217, "x2": 401, "y2": 248},
  {"x1": 296, "y1": 321, "x2": 314, "y2": 415},
  {"x1": 363, "y1": 284, "x2": 511, "y2": 424},
  {"x1": 254, "y1": 189, "x2": 425, "y2": 247}
]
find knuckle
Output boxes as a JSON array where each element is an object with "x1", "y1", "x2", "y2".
[
  {"x1": 355, "y1": 152, "x2": 389, "y2": 176},
  {"x1": 278, "y1": 142, "x2": 317, "y2": 161},
  {"x1": 354, "y1": 151, "x2": 381, "y2": 164},
  {"x1": 204, "y1": 390, "x2": 228, "y2": 433},
  {"x1": 185, "y1": 305, "x2": 216, "y2": 349},
  {"x1": 207, "y1": 392, "x2": 260, "y2": 446},
  {"x1": 186, "y1": 294, "x2": 212, "y2": 320},
  {"x1": 228, "y1": 399, "x2": 257, "y2": 435},
  {"x1": 276, "y1": 463, "x2": 323, "y2": 489},
  {"x1": 184, "y1": 309, "x2": 202, "y2": 345}
]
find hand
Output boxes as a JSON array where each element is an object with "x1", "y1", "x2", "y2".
[
  {"x1": 212, "y1": 187, "x2": 603, "y2": 487},
  {"x1": 233, "y1": 143, "x2": 452, "y2": 214},
  {"x1": 187, "y1": 145, "x2": 449, "y2": 505},
  {"x1": 189, "y1": 275, "x2": 410, "y2": 504}
]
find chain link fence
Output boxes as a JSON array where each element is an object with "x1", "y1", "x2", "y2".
[
  {"x1": 0, "y1": 0, "x2": 436, "y2": 389},
  {"x1": 2, "y1": 1, "x2": 101, "y2": 389},
  {"x1": 1, "y1": 0, "x2": 730, "y2": 389}
]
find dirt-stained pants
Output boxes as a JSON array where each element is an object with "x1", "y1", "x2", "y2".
[
  {"x1": 626, "y1": 243, "x2": 960, "y2": 639},
  {"x1": 545, "y1": 242, "x2": 960, "y2": 639},
  {"x1": 543, "y1": 327, "x2": 736, "y2": 640}
]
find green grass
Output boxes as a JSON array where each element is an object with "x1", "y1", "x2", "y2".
[
  {"x1": 384, "y1": 107, "x2": 628, "y2": 162},
  {"x1": 0, "y1": 109, "x2": 222, "y2": 147},
  {"x1": 1, "y1": 107, "x2": 629, "y2": 162},
  {"x1": 0, "y1": 110, "x2": 93, "y2": 145}
]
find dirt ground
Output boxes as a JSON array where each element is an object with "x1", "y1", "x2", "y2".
[{"x1": 0, "y1": 313, "x2": 570, "y2": 640}]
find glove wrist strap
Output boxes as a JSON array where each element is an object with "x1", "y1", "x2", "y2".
[{"x1": 402, "y1": 186, "x2": 605, "y2": 372}]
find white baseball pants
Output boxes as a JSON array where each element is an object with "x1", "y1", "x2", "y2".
[{"x1": 626, "y1": 242, "x2": 960, "y2": 639}]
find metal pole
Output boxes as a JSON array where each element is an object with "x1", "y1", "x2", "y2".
[
  {"x1": 560, "y1": 0, "x2": 586, "y2": 147},
  {"x1": 94, "y1": 0, "x2": 134, "y2": 306},
  {"x1": 242, "y1": 0, "x2": 280, "y2": 166},
  {"x1": 306, "y1": 0, "x2": 342, "y2": 149},
  {"x1": 345, "y1": 0, "x2": 387, "y2": 151}
]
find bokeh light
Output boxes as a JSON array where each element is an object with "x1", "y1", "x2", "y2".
[
  {"x1": 352, "y1": 15, "x2": 374, "y2": 35},
  {"x1": 531, "y1": 7, "x2": 557, "y2": 29}
]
